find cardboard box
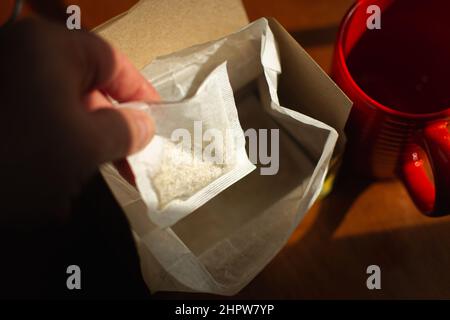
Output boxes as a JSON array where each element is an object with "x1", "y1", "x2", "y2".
[
  {"x1": 96, "y1": 0, "x2": 352, "y2": 295},
  {"x1": 95, "y1": 0, "x2": 249, "y2": 69}
]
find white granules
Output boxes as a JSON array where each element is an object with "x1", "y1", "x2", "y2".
[{"x1": 152, "y1": 140, "x2": 225, "y2": 209}]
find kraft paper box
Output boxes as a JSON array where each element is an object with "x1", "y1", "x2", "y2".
[
  {"x1": 95, "y1": 0, "x2": 352, "y2": 295},
  {"x1": 95, "y1": 0, "x2": 249, "y2": 69}
]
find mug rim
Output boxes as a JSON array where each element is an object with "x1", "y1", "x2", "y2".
[{"x1": 336, "y1": 0, "x2": 450, "y2": 120}]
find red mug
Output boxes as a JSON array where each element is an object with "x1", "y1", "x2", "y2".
[{"x1": 332, "y1": 0, "x2": 450, "y2": 216}]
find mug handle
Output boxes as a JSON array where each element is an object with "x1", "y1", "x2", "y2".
[{"x1": 400, "y1": 120, "x2": 450, "y2": 216}]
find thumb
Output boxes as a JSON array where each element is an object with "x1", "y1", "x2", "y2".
[{"x1": 87, "y1": 107, "x2": 155, "y2": 164}]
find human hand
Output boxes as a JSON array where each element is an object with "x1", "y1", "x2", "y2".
[{"x1": 0, "y1": 18, "x2": 158, "y2": 222}]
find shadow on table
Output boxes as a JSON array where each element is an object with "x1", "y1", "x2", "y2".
[
  {"x1": 233, "y1": 158, "x2": 450, "y2": 299},
  {"x1": 304, "y1": 160, "x2": 373, "y2": 240},
  {"x1": 289, "y1": 25, "x2": 340, "y2": 47}
]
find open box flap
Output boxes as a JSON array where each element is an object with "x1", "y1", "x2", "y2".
[
  {"x1": 267, "y1": 18, "x2": 352, "y2": 154},
  {"x1": 95, "y1": 0, "x2": 249, "y2": 69}
]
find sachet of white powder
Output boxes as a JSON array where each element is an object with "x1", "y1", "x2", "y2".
[{"x1": 122, "y1": 63, "x2": 256, "y2": 228}]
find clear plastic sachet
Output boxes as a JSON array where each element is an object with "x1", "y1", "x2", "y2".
[{"x1": 119, "y1": 63, "x2": 255, "y2": 228}]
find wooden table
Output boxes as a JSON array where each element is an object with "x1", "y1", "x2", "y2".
[{"x1": 3, "y1": 0, "x2": 450, "y2": 299}]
